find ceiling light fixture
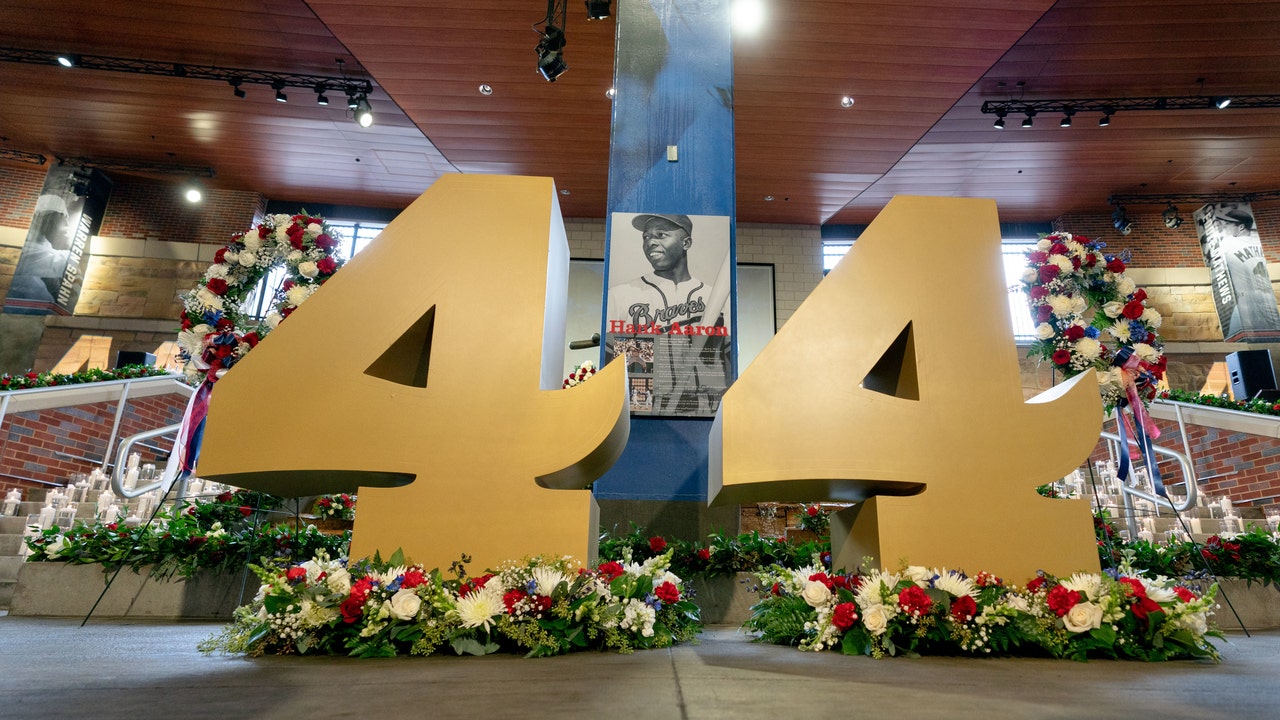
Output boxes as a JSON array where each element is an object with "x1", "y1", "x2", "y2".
[
  {"x1": 479, "y1": 83, "x2": 493, "y2": 95},
  {"x1": 982, "y1": 93, "x2": 1280, "y2": 122},
  {"x1": 993, "y1": 111, "x2": 1006, "y2": 129},
  {"x1": 605, "y1": 87, "x2": 616, "y2": 100},
  {"x1": 184, "y1": 180, "x2": 204, "y2": 203},
  {"x1": 840, "y1": 96, "x2": 855, "y2": 108},
  {"x1": 1162, "y1": 203, "x2": 1184, "y2": 229},
  {"x1": 272, "y1": 80, "x2": 287, "y2": 103},
  {"x1": 314, "y1": 85, "x2": 330, "y2": 105},
  {"x1": 1021, "y1": 112, "x2": 1035, "y2": 128},
  {"x1": 55, "y1": 53, "x2": 77, "y2": 68},
  {"x1": 732, "y1": 0, "x2": 765, "y2": 34},
  {"x1": 1060, "y1": 108, "x2": 1075, "y2": 128},
  {"x1": 1213, "y1": 96, "x2": 1232, "y2": 109},
  {"x1": 229, "y1": 79, "x2": 246, "y2": 98},
  {"x1": 534, "y1": 1, "x2": 569, "y2": 82},
  {"x1": 1098, "y1": 107, "x2": 1113, "y2": 127},
  {"x1": 584, "y1": 0, "x2": 612, "y2": 20},
  {"x1": 354, "y1": 95, "x2": 374, "y2": 127},
  {"x1": 1112, "y1": 205, "x2": 1133, "y2": 235}
]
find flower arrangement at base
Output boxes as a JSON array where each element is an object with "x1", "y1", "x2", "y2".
[
  {"x1": 745, "y1": 561, "x2": 1220, "y2": 662},
  {"x1": 313, "y1": 493, "x2": 356, "y2": 521},
  {"x1": 797, "y1": 505, "x2": 831, "y2": 535},
  {"x1": 199, "y1": 548, "x2": 702, "y2": 658},
  {"x1": 563, "y1": 360, "x2": 597, "y2": 388},
  {"x1": 1021, "y1": 232, "x2": 1166, "y2": 409},
  {"x1": 1, "y1": 364, "x2": 171, "y2": 392},
  {"x1": 176, "y1": 213, "x2": 345, "y2": 383}
]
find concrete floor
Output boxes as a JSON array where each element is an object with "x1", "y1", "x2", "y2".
[{"x1": 0, "y1": 616, "x2": 1275, "y2": 720}]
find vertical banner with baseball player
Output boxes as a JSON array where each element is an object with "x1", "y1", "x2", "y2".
[
  {"x1": 605, "y1": 212, "x2": 733, "y2": 417},
  {"x1": 3, "y1": 164, "x2": 112, "y2": 316},
  {"x1": 1195, "y1": 201, "x2": 1280, "y2": 342}
]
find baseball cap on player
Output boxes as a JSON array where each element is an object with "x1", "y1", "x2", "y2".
[{"x1": 631, "y1": 213, "x2": 693, "y2": 236}]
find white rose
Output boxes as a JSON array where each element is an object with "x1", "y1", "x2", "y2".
[
  {"x1": 861, "y1": 604, "x2": 892, "y2": 636},
  {"x1": 326, "y1": 567, "x2": 352, "y2": 595},
  {"x1": 306, "y1": 222, "x2": 324, "y2": 237},
  {"x1": 800, "y1": 580, "x2": 832, "y2": 608},
  {"x1": 194, "y1": 287, "x2": 224, "y2": 312},
  {"x1": 297, "y1": 261, "x2": 319, "y2": 279},
  {"x1": 1021, "y1": 268, "x2": 1038, "y2": 284},
  {"x1": 238, "y1": 251, "x2": 258, "y2": 267},
  {"x1": 1116, "y1": 277, "x2": 1136, "y2": 296},
  {"x1": 1035, "y1": 323, "x2": 1055, "y2": 340},
  {"x1": 1102, "y1": 301, "x2": 1124, "y2": 319},
  {"x1": 221, "y1": 250, "x2": 239, "y2": 265},
  {"x1": 1141, "y1": 307, "x2": 1162, "y2": 328},
  {"x1": 1178, "y1": 611, "x2": 1208, "y2": 636},
  {"x1": 1003, "y1": 595, "x2": 1031, "y2": 614},
  {"x1": 904, "y1": 566, "x2": 932, "y2": 586},
  {"x1": 204, "y1": 263, "x2": 228, "y2": 280},
  {"x1": 242, "y1": 234, "x2": 262, "y2": 252},
  {"x1": 1070, "y1": 295, "x2": 1088, "y2": 315},
  {"x1": 1062, "y1": 601, "x2": 1103, "y2": 633},
  {"x1": 387, "y1": 588, "x2": 423, "y2": 620},
  {"x1": 264, "y1": 312, "x2": 283, "y2": 329},
  {"x1": 45, "y1": 535, "x2": 67, "y2": 557},
  {"x1": 1074, "y1": 337, "x2": 1101, "y2": 361}
]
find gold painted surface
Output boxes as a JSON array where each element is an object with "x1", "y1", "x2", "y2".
[
  {"x1": 709, "y1": 195, "x2": 1102, "y2": 582},
  {"x1": 198, "y1": 174, "x2": 629, "y2": 573}
]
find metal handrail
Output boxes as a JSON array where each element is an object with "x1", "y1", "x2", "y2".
[
  {"x1": 1099, "y1": 430, "x2": 1199, "y2": 538},
  {"x1": 111, "y1": 423, "x2": 182, "y2": 499}
]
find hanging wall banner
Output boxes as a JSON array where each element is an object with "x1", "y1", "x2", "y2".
[
  {"x1": 605, "y1": 211, "x2": 733, "y2": 417},
  {"x1": 1195, "y1": 201, "x2": 1280, "y2": 342},
  {"x1": 3, "y1": 165, "x2": 112, "y2": 316}
]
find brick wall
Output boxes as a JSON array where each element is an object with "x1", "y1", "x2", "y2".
[
  {"x1": 98, "y1": 176, "x2": 265, "y2": 245},
  {"x1": 0, "y1": 164, "x2": 47, "y2": 226},
  {"x1": 1055, "y1": 201, "x2": 1280, "y2": 267},
  {"x1": 0, "y1": 392, "x2": 188, "y2": 493}
]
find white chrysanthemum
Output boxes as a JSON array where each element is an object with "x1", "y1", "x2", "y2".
[
  {"x1": 1108, "y1": 322, "x2": 1132, "y2": 342},
  {"x1": 1064, "y1": 239, "x2": 1084, "y2": 257},
  {"x1": 1102, "y1": 301, "x2": 1124, "y2": 318},
  {"x1": 933, "y1": 570, "x2": 977, "y2": 598},
  {"x1": 375, "y1": 566, "x2": 407, "y2": 586},
  {"x1": 1061, "y1": 572, "x2": 1103, "y2": 601},
  {"x1": 242, "y1": 233, "x2": 262, "y2": 252},
  {"x1": 238, "y1": 251, "x2": 258, "y2": 267},
  {"x1": 1036, "y1": 238, "x2": 1051, "y2": 251},
  {"x1": 1050, "y1": 254, "x2": 1073, "y2": 273},
  {"x1": 1132, "y1": 342, "x2": 1159, "y2": 362},
  {"x1": 532, "y1": 566, "x2": 570, "y2": 596},
  {"x1": 1074, "y1": 337, "x2": 1101, "y2": 361},
  {"x1": 194, "y1": 286, "x2": 224, "y2": 312},
  {"x1": 177, "y1": 326, "x2": 210, "y2": 358},
  {"x1": 1141, "y1": 307, "x2": 1162, "y2": 328},
  {"x1": 854, "y1": 570, "x2": 900, "y2": 608},
  {"x1": 1116, "y1": 276, "x2": 1136, "y2": 296},
  {"x1": 297, "y1": 261, "x2": 319, "y2": 279},
  {"x1": 285, "y1": 284, "x2": 314, "y2": 307},
  {"x1": 1140, "y1": 577, "x2": 1178, "y2": 604},
  {"x1": 269, "y1": 213, "x2": 291, "y2": 226},
  {"x1": 1047, "y1": 294, "x2": 1075, "y2": 318},
  {"x1": 286, "y1": 249, "x2": 304, "y2": 263},
  {"x1": 222, "y1": 249, "x2": 240, "y2": 264},
  {"x1": 1035, "y1": 322, "x2": 1055, "y2": 340},
  {"x1": 204, "y1": 263, "x2": 229, "y2": 281},
  {"x1": 455, "y1": 585, "x2": 504, "y2": 630}
]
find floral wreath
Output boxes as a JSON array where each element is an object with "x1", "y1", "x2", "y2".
[
  {"x1": 176, "y1": 213, "x2": 345, "y2": 383},
  {"x1": 1021, "y1": 232, "x2": 1166, "y2": 409}
]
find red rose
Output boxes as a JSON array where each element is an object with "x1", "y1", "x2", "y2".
[
  {"x1": 831, "y1": 574, "x2": 853, "y2": 591},
  {"x1": 215, "y1": 317, "x2": 234, "y2": 331},
  {"x1": 897, "y1": 585, "x2": 932, "y2": 616},
  {"x1": 258, "y1": 225, "x2": 272, "y2": 239},
  {"x1": 771, "y1": 582, "x2": 783, "y2": 596},
  {"x1": 1046, "y1": 584, "x2": 1080, "y2": 617},
  {"x1": 286, "y1": 566, "x2": 307, "y2": 583},
  {"x1": 242, "y1": 332, "x2": 259, "y2": 348},
  {"x1": 1122, "y1": 300, "x2": 1145, "y2": 320},
  {"x1": 598, "y1": 561, "x2": 625, "y2": 582},
  {"x1": 1065, "y1": 325, "x2": 1085, "y2": 341},
  {"x1": 1132, "y1": 289, "x2": 1147, "y2": 302},
  {"x1": 1029, "y1": 286, "x2": 1049, "y2": 301},
  {"x1": 697, "y1": 548, "x2": 711, "y2": 561},
  {"x1": 339, "y1": 595, "x2": 364, "y2": 624},
  {"x1": 1083, "y1": 253, "x2": 1098, "y2": 267},
  {"x1": 1106, "y1": 258, "x2": 1126, "y2": 273},
  {"x1": 400, "y1": 568, "x2": 427, "y2": 589},
  {"x1": 1026, "y1": 576, "x2": 1046, "y2": 593},
  {"x1": 649, "y1": 536, "x2": 667, "y2": 553},
  {"x1": 238, "y1": 505, "x2": 252, "y2": 517},
  {"x1": 1052, "y1": 349, "x2": 1072, "y2": 365},
  {"x1": 1173, "y1": 586, "x2": 1197, "y2": 602},
  {"x1": 654, "y1": 581, "x2": 680, "y2": 605},
  {"x1": 808, "y1": 572, "x2": 835, "y2": 590},
  {"x1": 1038, "y1": 265, "x2": 1060, "y2": 282},
  {"x1": 1049, "y1": 243, "x2": 1068, "y2": 255},
  {"x1": 214, "y1": 248, "x2": 227, "y2": 264},
  {"x1": 806, "y1": 505, "x2": 819, "y2": 517},
  {"x1": 832, "y1": 602, "x2": 859, "y2": 630},
  {"x1": 950, "y1": 595, "x2": 978, "y2": 622},
  {"x1": 217, "y1": 491, "x2": 233, "y2": 503},
  {"x1": 206, "y1": 278, "x2": 228, "y2": 295},
  {"x1": 315, "y1": 233, "x2": 337, "y2": 250},
  {"x1": 180, "y1": 315, "x2": 194, "y2": 330},
  {"x1": 317, "y1": 256, "x2": 338, "y2": 275},
  {"x1": 1027, "y1": 251, "x2": 1048, "y2": 263},
  {"x1": 1071, "y1": 256, "x2": 1081, "y2": 270}
]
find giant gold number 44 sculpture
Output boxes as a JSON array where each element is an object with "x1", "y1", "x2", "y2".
[
  {"x1": 709, "y1": 196, "x2": 1103, "y2": 582},
  {"x1": 197, "y1": 175, "x2": 629, "y2": 573}
]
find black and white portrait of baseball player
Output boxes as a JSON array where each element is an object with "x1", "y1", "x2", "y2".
[{"x1": 604, "y1": 212, "x2": 734, "y2": 417}]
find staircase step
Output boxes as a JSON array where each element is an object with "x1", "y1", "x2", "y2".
[
  {"x1": 0, "y1": 579, "x2": 15, "y2": 610},
  {"x1": 0, "y1": 535, "x2": 28, "y2": 556},
  {"x1": 0, "y1": 557, "x2": 22, "y2": 582},
  {"x1": 0, "y1": 516, "x2": 33, "y2": 534}
]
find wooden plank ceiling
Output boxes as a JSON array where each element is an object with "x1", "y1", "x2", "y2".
[{"x1": 1, "y1": 0, "x2": 1278, "y2": 225}]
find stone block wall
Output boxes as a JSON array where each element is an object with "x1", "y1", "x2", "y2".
[{"x1": 0, "y1": 392, "x2": 188, "y2": 493}]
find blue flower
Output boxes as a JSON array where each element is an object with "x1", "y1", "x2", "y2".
[
  {"x1": 1085, "y1": 326, "x2": 1101, "y2": 339},
  {"x1": 525, "y1": 579, "x2": 538, "y2": 594},
  {"x1": 645, "y1": 594, "x2": 663, "y2": 611},
  {"x1": 387, "y1": 577, "x2": 403, "y2": 592},
  {"x1": 1129, "y1": 321, "x2": 1148, "y2": 343}
]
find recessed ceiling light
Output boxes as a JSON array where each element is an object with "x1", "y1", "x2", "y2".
[
  {"x1": 605, "y1": 87, "x2": 616, "y2": 100},
  {"x1": 732, "y1": 0, "x2": 764, "y2": 34},
  {"x1": 479, "y1": 84, "x2": 493, "y2": 96},
  {"x1": 559, "y1": 189, "x2": 571, "y2": 195},
  {"x1": 764, "y1": 195, "x2": 774, "y2": 201},
  {"x1": 840, "y1": 96, "x2": 854, "y2": 108}
]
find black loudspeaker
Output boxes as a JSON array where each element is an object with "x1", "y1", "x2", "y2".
[
  {"x1": 1226, "y1": 349, "x2": 1277, "y2": 399},
  {"x1": 114, "y1": 351, "x2": 156, "y2": 369}
]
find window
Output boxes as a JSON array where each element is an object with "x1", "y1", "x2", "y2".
[
  {"x1": 821, "y1": 239, "x2": 1038, "y2": 343},
  {"x1": 241, "y1": 219, "x2": 387, "y2": 320}
]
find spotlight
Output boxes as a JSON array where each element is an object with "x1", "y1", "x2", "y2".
[
  {"x1": 347, "y1": 94, "x2": 359, "y2": 109},
  {"x1": 993, "y1": 112, "x2": 1006, "y2": 129},
  {"x1": 1162, "y1": 203, "x2": 1183, "y2": 229},
  {"x1": 1021, "y1": 112, "x2": 1035, "y2": 128},
  {"x1": 272, "y1": 81, "x2": 287, "y2": 103},
  {"x1": 536, "y1": 26, "x2": 568, "y2": 82},
  {"x1": 1214, "y1": 96, "x2": 1232, "y2": 109},
  {"x1": 184, "y1": 181, "x2": 204, "y2": 204},
  {"x1": 585, "y1": 0, "x2": 611, "y2": 20},
  {"x1": 55, "y1": 54, "x2": 78, "y2": 68},
  {"x1": 354, "y1": 95, "x2": 374, "y2": 128},
  {"x1": 229, "y1": 79, "x2": 246, "y2": 98},
  {"x1": 1112, "y1": 205, "x2": 1133, "y2": 235},
  {"x1": 1098, "y1": 112, "x2": 1112, "y2": 127},
  {"x1": 1060, "y1": 108, "x2": 1074, "y2": 128},
  {"x1": 315, "y1": 85, "x2": 330, "y2": 105}
]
